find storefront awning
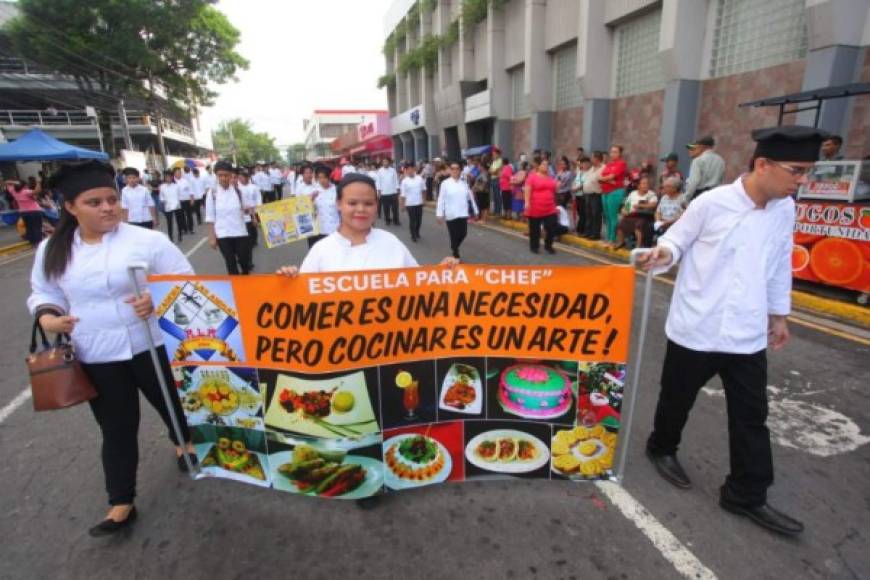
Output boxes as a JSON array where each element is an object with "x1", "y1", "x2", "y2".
[
  {"x1": 350, "y1": 136, "x2": 393, "y2": 155},
  {"x1": 461, "y1": 144, "x2": 493, "y2": 158}
]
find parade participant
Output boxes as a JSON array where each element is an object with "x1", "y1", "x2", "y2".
[
  {"x1": 238, "y1": 169, "x2": 262, "y2": 248},
  {"x1": 377, "y1": 157, "x2": 400, "y2": 226},
  {"x1": 524, "y1": 157, "x2": 559, "y2": 255},
  {"x1": 269, "y1": 163, "x2": 284, "y2": 201},
  {"x1": 436, "y1": 161, "x2": 478, "y2": 260},
  {"x1": 340, "y1": 157, "x2": 356, "y2": 178},
  {"x1": 120, "y1": 168, "x2": 156, "y2": 229},
  {"x1": 637, "y1": 126, "x2": 827, "y2": 537},
  {"x1": 190, "y1": 168, "x2": 207, "y2": 226},
  {"x1": 294, "y1": 164, "x2": 318, "y2": 198},
  {"x1": 172, "y1": 168, "x2": 195, "y2": 235},
  {"x1": 684, "y1": 135, "x2": 725, "y2": 201},
  {"x1": 206, "y1": 161, "x2": 253, "y2": 275},
  {"x1": 307, "y1": 166, "x2": 339, "y2": 248},
  {"x1": 145, "y1": 168, "x2": 162, "y2": 227},
  {"x1": 203, "y1": 164, "x2": 218, "y2": 194},
  {"x1": 598, "y1": 145, "x2": 628, "y2": 243},
  {"x1": 28, "y1": 160, "x2": 196, "y2": 537},
  {"x1": 400, "y1": 162, "x2": 425, "y2": 242},
  {"x1": 159, "y1": 170, "x2": 185, "y2": 243},
  {"x1": 252, "y1": 163, "x2": 273, "y2": 203}
]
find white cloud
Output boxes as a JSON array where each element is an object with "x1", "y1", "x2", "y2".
[{"x1": 201, "y1": 0, "x2": 393, "y2": 151}]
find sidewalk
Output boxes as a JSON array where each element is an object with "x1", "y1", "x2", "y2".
[
  {"x1": 424, "y1": 202, "x2": 869, "y2": 328},
  {"x1": 0, "y1": 222, "x2": 30, "y2": 257}
]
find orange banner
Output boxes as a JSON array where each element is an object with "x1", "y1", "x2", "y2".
[{"x1": 150, "y1": 264, "x2": 634, "y2": 373}]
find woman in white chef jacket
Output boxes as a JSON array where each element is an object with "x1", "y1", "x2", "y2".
[
  {"x1": 159, "y1": 169, "x2": 185, "y2": 243},
  {"x1": 304, "y1": 165, "x2": 340, "y2": 248},
  {"x1": 205, "y1": 161, "x2": 254, "y2": 275},
  {"x1": 27, "y1": 161, "x2": 196, "y2": 537}
]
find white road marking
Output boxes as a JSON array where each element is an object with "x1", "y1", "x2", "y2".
[
  {"x1": 0, "y1": 237, "x2": 208, "y2": 426},
  {"x1": 0, "y1": 389, "x2": 31, "y2": 424},
  {"x1": 595, "y1": 481, "x2": 718, "y2": 579},
  {"x1": 702, "y1": 387, "x2": 869, "y2": 457}
]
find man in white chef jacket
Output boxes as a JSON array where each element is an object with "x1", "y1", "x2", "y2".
[{"x1": 637, "y1": 126, "x2": 828, "y2": 537}]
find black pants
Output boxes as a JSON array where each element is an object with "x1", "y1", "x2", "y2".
[
  {"x1": 83, "y1": 346, "x2": 190, "y2": 506},
  {"x1": 574, "y1": 196, "x2": 586, "y2": 234},
  {"x1": 425, "y1": 177, "x2": 434, "y2": 201},
  {"x1": 217, "y1": 235, "x2": 252, "y2": 275},
  {"x1": 406, "y1": 205, "x2": 423, "y2": 240},
  {"x1": 445, "y1": 217, "x2": 467, "y2": 258},
  {"x1": 307, "y1": 234, "x2": 326, "y2": 249},
  {"x1": 21, "y1": 211, "x2": 43, "y2": 247},
  {"x1": 501, "y1": 190, "x2": 513, "y2": 215},
  {"x1": 262, "y1": 189, "x2": 275, "y2": 204},
  {"x1": 165, "y1": 209, "x2": 185, "y2": 243},
  {"x1": 584, "y1": 193, "x2": 603, "y2": 239},
  {"x1": 246, "y1": 221, "x2": 258, "y2": 246},
  {"x1": 131, "y1": 221, "x2": 153, "y2": 229},
  {"x1": 382, "y1": 195, "x2": 400, "y2": 224},
  {"x1": 648, "y1": 340, "x2": 772, "y2": 507},
  {"x1": 180, "y1": 200, "x2": 194, "y2": 233},
  {"x1": 528, "y1": 213, "x2": 557, "y2": 251},
  {"x1": 274, "y1": 185, "x2": 283, "y2": 201},
  {"x1": 192, "y1": 198, "x2": 203, "y2": 225}
]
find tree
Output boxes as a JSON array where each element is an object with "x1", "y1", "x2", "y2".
[
  {"x1": 286, "y1": 143, "x2": 308, "y2": 164},
  {"x1": 212, "y1": 119, "x2": 280, "y2": 167},
  {"x1": 3, "y1": 0, "x2": 248, "y2": 158}
]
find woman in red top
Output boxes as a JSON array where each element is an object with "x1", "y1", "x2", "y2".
[
  {"x1": 598, "y1": 144, "x2": 628, "y2": 242},
  {"x1": 523, "y1": 158, "x2": 559, "y2": 254},
  {"x1": 498, "y1": 158, "x2": 514, "y2": 219},
  {"x1": 9, "y1": 180, "x2": 44, "y2": 247}
]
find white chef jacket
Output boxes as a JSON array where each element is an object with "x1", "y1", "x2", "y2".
[
  {"x1": 27, "y1": 223, "x2": 194, "y2": 363},
  {"x1": 436, "y1": 177, "x2": 478, "y2": 220},
  {"x1": 341, "y1": 164, "x2": 357, "y2": 178},
  {"x1": 205, "y1": 185, "x2": 251, "y2": 238},
  {"x1": 240, "y1": 183, "x2": 262, "y2": 223},
  {"x1": 300, "y1": 228, "x2": 418, "y2": 273},
  {"x1": 400, "y1": 175, "x2": 425, "y2": 206},
  {"x1": 190, "y1": 175, "x2": 207, "y2": 201},
  {"x1": 121, "y1": 185, "x2": 155, "y2": 223},
  {"x1": 313, "y1": 184, "x2": 340, "y2": 235},
  {"x1": 203, "y1": 173, "x2": 218, "y2": 193},
  {"x1": 657, "y1": 176, "x2": 793, "y2": 354},
  {"x1": 377, "y1": 167, "x2": 399, "y2": 195},
  {"x1": 295, "y1": 180, "x2": 318, "y2": 198},
  {"x1": 176, "y1": 179, "x2": 193, "y2": 202},
  {"x1": 252, "y1": 171, "x2": 271, "y2": 192},
  {"x1": 269, "y1": 168, "x2": 283, "y2": 186},
  {"x1": 159, "y1": 182, "x2": 181, "y2": 212}
]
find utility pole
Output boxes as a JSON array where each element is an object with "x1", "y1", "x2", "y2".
[
  {"x1": 227, "y1": 122, "x2": 237, "y2": 166},
  {"x1": 118, "y1": 99, "x2": 134, "y2": 151},
  {"x1": 148, "y1": 74, "x2": 168, "y2": 171}
]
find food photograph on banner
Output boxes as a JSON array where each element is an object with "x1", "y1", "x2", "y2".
[
  {"x1": 434, "y1": 357, "x2": 486, "y2": 421},
  {"x1": 378, "y1": 360, "x2": 438, "y2": 429},
  {"x1": 485, "y1": 358, "x2": 578, "y2": 424},
  {"x1": 149, "y1": 280, "x2": 246, "y2": 363},
  {"x1": 175, "y1": 366, "x2": 264, "y2": 430},
  {"x1": 382, "y1": 421, "x2": 465, "y2": 491},
  {"x1": 191, "y1": 424, "x2": 271, "y2": 488},
  {"x1": 259, "y1": 367, "x2": 382, "y2": 443},
  {"x1": 463, "y1": 420, "x2": 552, "y2": 480},
  {"x1": 268, "y1": 438, "x2": 385, "y2": 500}
]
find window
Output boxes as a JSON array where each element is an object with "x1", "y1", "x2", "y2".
[
  {"x1": 553, "y1": 44, "x2": 583, "y2": 110},
  {"x1": 709, "y1": 0, "x2": 806, "y2": 78},
  {"x1": 511, "y1": 66, "x2": 528, "y2": 119},
  {"x1": 614, "y1": 9, "x2": 663, "y2": 98}
]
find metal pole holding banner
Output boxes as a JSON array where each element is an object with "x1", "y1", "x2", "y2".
[
  {"x1": 612, "y1": 249, "x2": 657, "y2": 482},
  {"x1": 127, "y1": 262, "x2": 198, "y2": 477}
]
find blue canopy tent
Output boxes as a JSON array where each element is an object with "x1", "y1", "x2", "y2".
[
  {"x1": 0, "y1": 128, "x2": 108, "y2": 161},
  {"x1": 461, "y1": 144, "x2": 493, "y2": 158}
]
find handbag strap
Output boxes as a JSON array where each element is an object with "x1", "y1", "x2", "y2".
[{"x1": 29, "y1": 318, "x2": 50, "y2": 353}]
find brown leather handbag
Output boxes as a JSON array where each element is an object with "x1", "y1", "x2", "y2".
[{"x1": 27, "y1": 319, "x2": 97, "y2": 411}]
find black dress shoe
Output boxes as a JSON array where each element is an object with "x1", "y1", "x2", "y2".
[
  {"x1": 177, "y1": 453, "x2": 199, "y2": 473},
  {"x1": 89, "y1": 506, "x2": 137, "y2": 537},
  {"x1": 646, "y1": 449, "x2": 691, "y2": 489},
  {"x1": 719, "y1": 498, "x2": 804, "y2": 536}
]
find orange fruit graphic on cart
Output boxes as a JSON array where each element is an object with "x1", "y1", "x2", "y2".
[
  {"x1": 791, "y1": 245, "x2": 810, "y2": 272},
  {"x1": 809, "y1": 238, "x2": 863, "y2": 286}
]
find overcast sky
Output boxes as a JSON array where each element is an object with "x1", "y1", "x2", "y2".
[{"x1": 200, "y1": 0, "x2": 393, "y2": 150}]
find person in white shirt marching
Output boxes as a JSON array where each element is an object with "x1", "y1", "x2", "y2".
[
  {"x1": 171, "y1": 167, "x2": 195, "y2": 235},
  {"x1": 206, "y1": 161, "x2": 254, "y2": 275},
  {"x1": 120, "y1": 167, "x2": 156, "y2": 229},
  {"x1": 306, "y1": 165, "x2": 340, "y2": 249},
  {"x1": 203, "y1": 165, "x2": 218, "y2": 195},
  {"x1": 376, "y1": 158, "x2": 400, "y2": 226},
  {"x1": 159, "y1": 170, "x2": 185, "y2": 243},
  {"x1": 294, "y1": 164, "x2": 318, "y2": 198},
  {"x1": 268, "y1": 163, "x2": 284, "y2": 201},
  {"x1": 399, "y1": 162, "x2": 425, "y2": 242},
  {"x1": 436, "y1": 161, "x2": 479, "y2": 260},
  {"x1": 252, "y1": 164, "x2": 273, "y2": 203},
  {"x1": 28, "y1": 161, "x2": 196, "y2": 537},
  {"x1": 637, "y1": 126, "x2": 828, "y2": 537},
  {"x1": 190, "y1": 168, "x2": 207, "y2": 227},
  {"x1": 340, "y1": 157, "x2": 356, "y2": 178},
  {"x1": 237, "y1": 169, "x2": 262, "y2": 248}
]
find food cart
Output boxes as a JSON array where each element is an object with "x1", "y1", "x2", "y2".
[{"x1": 793, "y1": 161, "x2": 870, "y2": 301}]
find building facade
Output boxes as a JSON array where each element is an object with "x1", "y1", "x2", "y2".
[
  {"x1": 381, "y1": 0, "x2": 870, "y2": 178},
  {"x1": 302, "y1": 110, "x2": 390, "y2": 161}
]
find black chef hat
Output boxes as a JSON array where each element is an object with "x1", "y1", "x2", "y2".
[
  {"x1": 752, "y1": 126, "x2": 830, "y2": 162},
  {"x1": 48, "y1": 160, "x2": 117, "y2": 200},
  {"x1": 213, "y1": 160, "x2": 234, "y2": 173}
]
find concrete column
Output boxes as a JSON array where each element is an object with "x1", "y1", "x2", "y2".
[
  {"x1": 524, "y1": 0, "x2": 552, "y2": 151},
  {"x1": 421, "y1": 5, "x2": 439, "y2": 145},
  {"x1": 413, "y1": 129, "x2": 429, "y2": 161},
  {"x1": 493, "y1": 119, "x2": 514, "y2": 159},
  {"x1": 577, "y1": 0, "x2": 614, "y2": 152},
  {"x1": 392, "y1": 136, "x2": 403, "y2": 162},
  {"x1": 427, "y1": 133, "x2": 441, "y2": 160},
  {"x1": 659, "y1": 80, "x2": 701, "y2": 175},
  {"x1": 399, "y1": 132, "x2": 414, "y2": 162},
  {"x1": 582, "y1": 99, "x2": 611, "y2": 152},
  {"x1": 458, "y1": 9, "x2": 476, "y2": 81},
  {"x1": 436, "y1": 0, "x2": 453, "y2": 90},
  {"x1": 487, "y1": 2, "x2": 512, "y2": 153}
]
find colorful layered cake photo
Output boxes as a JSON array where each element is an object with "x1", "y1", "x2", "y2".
[{"x1": 487, "y1": 358, "x2": 577, "y2": 421}]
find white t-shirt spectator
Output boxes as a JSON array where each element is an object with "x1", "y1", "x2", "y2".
[
  {"x1": 657, "y1": 195, "x2": 685, "y2": 222},
  {"x1": 400, "y1": 175, "x2": 425, "y2": 206},
  {"x1": 121, "y1": 185, "x2": 155, "y2": 224},
  {"x1": 624, "y1": 189, "x2": 658, "y2": 213}
]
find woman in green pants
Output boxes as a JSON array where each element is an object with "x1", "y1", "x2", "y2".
[{"x1": 598, "y1": 145, "x2": 628, "y2": 242}]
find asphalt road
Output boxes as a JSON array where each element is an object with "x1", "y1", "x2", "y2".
[{"x1": 0, "y1": 211, "x2": 867, "y2": 580}]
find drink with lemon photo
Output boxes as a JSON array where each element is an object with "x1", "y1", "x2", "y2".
[{"x1": 396, "y1": 370, "x2": 420, "y2": 419}]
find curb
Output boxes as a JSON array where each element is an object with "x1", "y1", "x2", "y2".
[
  {"x1": 478, "y1": 213, "x2": 869, "y2": 328},
  {"x1": 0, "y1": 241, "x2": 30, "y2": 258}
]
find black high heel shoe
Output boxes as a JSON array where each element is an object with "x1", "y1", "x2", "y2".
[
  {"x1": 89, "y1": 506, "x2": 137, "y2": 537},
  {"x1": 177, "y1": 453, "x2": 199, "y2": 472}
]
